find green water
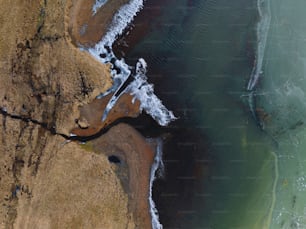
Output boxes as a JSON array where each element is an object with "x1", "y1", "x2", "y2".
[
  {"x1": 125, "y1": 0, "x2": 306, "y2": 228},
  {"x1": 185, "y1": 1, "x2": 275, "y2": 228},
  {"x1": 256, "y1": 0, "x2": 306, "y2": 228}
]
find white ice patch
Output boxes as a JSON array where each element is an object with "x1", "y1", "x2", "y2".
[
  {"x1": 247, "y1": 0, "x2": 271, "y2": 90},
  {"x1": 147, "y1": 138, "x2": 164, "y2": 229},
  {"x1": 92, "y1": 0, "x2": 108, "y2": 15}
]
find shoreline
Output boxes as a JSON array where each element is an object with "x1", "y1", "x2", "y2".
[
  {"x1": 68, "y1": 0, "x2": 130, "y2": 46},
  {"x1": 68, "y1": 0, "x2": 173, "y2": 228},
  {"x1": 90, "y1": 123, "x2": 159, "y2": 229},
  {"x1": 0, "y1": 0, "x2": 139, "y2": 227}
]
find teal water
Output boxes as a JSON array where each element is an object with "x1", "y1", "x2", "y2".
[
  {"x1": 121, "y1": 0, "x2": 306, "y2": 228},
  {"x1": 255, "y1": 0, "x2": 306, "y2": 228}
]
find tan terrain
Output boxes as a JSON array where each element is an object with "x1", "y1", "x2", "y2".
[{"x1": 0, "y1": 0, "x2": 154, "y2": 228}]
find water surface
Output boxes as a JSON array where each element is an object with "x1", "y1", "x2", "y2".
[{"x1": 117, "y1": 0, "x2": 296, "y2": 228}]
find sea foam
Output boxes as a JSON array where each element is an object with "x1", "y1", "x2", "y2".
[
  {"x1": 147, "y1": 138, "x2": 164, "y2": 229},
  {"x1": 247, "y1": 0, "x2": 271, "y2": 90},
  {"x1": 92, "y1": 0, "x2": 108, "y2": 15},
  {"x1": 88, "y1": 0, "x2": 176, "y2": 126},
  {"x1": 87, "y1": 0, "x2": 176, "y2": 228}
]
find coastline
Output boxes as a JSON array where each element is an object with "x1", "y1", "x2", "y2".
[
  {"x1": 90, "y1": 123, "x2": 158, "y2": 229},
  {"x1": 69, "y1": 0, "x2": 169, "y2": 228},
  {"x1": 68, "y1": 0, "x2": 130, "y2": 46},
  {"x1": 0, "y1": 0, "x2": 164, "y2": 228}
]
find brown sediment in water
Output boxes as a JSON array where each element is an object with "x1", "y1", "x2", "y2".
[
  {"x1": 68, "y1": 0, "x2": 130, "y2": 46},
  {"x1": 71, "y1": 92, "x2": 141, "y2": 136},
  {"x1": 113, "y1": 0, "x2": 185, "y2": 58},
  {"x1": 90, "y1": 123, "x2": 156, "y2": 229},
  {"x1": 113, "y1": 0, "x2": 167, "y2": 57}
]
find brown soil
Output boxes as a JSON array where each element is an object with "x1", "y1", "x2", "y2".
[
  {"x1": 68, "y1": 0, "x2": 130, "y2": 46},
  {"x1": 0, "y1": 0, "x2": 113, "y2": 137},
  {"x1": 71, "y1": 93, "x2": 141, "y2": 137},
  {"x1": 91, "y1": 123, "x2": 156, "y2": 229},
  {"x1": 0, "y1": 0, "x2": 151, "y2": 228},
  {"x1": 12, "y1": 134, "x2": 135, "y2": 229}
]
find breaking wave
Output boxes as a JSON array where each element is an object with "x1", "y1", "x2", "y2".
[
  {"x1": 85, "y1": 0, "x2": 177, "y2": 228},
  {"x1": 247, "y1": 0, "x2": 271, "y2": 90},
  {"x1": 88, "y1": 0, "x2": 176, "y2": 126},
  {"x1": 147, "y1": 138, "x2": 164, "y2": 229},
  {"x1": 92, "y1": 0, "x2": 108, "y2": 15}
]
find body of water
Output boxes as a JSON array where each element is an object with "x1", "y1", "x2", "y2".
[
  {"x1": 97, "y1": 0, "x2": 306, "y2": 227},
  {"x1": 121, "y1": 0, "x2": 277, "y2": 228}
]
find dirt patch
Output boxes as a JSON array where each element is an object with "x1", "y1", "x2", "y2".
[
  {"x1": 91, "y1": 123, "x2": 156, "y2": 229},
  {"x1": 71, "y1": 93, "x2": 141, "y2": 136},
  {"x1": 13, "y1": 136, "x2": 135, "y2": 229}
]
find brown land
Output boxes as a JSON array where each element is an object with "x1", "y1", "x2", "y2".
[
  {"x1": 71, "y1": 93, "x2": 141, "y2": 137},
  {"x1": 0, "y1": 0, "x2": 154, "y2": 228},
  {"x1": 90, "y1": 123, "x2": 156, "y2": 229}
]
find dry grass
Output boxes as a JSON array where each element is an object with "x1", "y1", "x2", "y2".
[{"x1": 0, "y1": 0, "x2": 137, "y2": 228}]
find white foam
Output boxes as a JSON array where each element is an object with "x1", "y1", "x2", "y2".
[
  {"x1": 88, "y1": 0, "x2": 145, "y2": 118},
  {"x1": 148, "y1": 138, "x2": 164, "y2": 229},
  {"x1": 126, "y1": 59, "x2": 177, "y2": 126},
  {"x1": 89, "y1": 0, "x2": 144, "y2": 56},
  {"x1": 88, "y1": 0, "x2": 176, "y2": 126},
  {"x1": 86, "y1": 2, "x2": 176, "y2": 225},
  {"x1": 92, "y1": 0, "x2": 108, "y2": 15},
  {"x1": 247, "y1": 0, "x2": 271, "y2": 90}
]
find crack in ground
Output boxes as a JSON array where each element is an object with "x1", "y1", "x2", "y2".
[
  {"x1": 0, "y1": 107, "x2": 69, "y2": 140},
  {"x1": 0, "y1": 106, "x2": 126, "y2": 143}
]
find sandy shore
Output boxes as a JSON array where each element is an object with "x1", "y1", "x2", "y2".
[
  {"x1": 91, "y1": 123, "x2": 156, "y2": 229},
  {"x1": 68, "y1": 0, "x2": 130, "y2": 46}
]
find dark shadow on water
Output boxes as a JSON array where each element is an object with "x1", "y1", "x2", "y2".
[{"x1": 119, "y1": 106, "x2": 214, "y2": 228}]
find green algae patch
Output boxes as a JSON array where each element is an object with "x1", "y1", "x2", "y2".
[{"x1": 79, "y1": 142, "x2": 94, "y2": 152}]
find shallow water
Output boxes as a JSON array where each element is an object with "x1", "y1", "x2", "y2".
[
  {"x1": 119, "y1": 0, "x2": 279, "y2": 228},
  {"x1": 107, "y1": 0, "x2": 306, "y2": 227},
  {"x1": 255, "y1": 0, "x2": 306, "y2": 228}
]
